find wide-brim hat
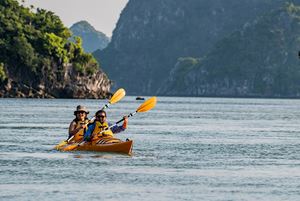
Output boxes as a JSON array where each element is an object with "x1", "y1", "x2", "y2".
[{"x1": 74, "y1": 105, "x2": 89, "y2": 114}]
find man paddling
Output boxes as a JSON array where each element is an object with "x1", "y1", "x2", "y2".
[{"x1": 83, "y1": 110, "x2": 128, "y2": 142}]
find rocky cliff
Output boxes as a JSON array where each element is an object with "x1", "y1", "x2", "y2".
[
  {"x1": 0, "y1": 63, "x2": 110, "y2": 98},
  {"x1": 94, "y1": 0, "x2": 286, "y2": 95},
  {"x1": 159, "y1": 3, "x2": 300, "y2": 97}
]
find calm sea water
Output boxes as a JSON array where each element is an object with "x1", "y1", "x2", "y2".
[{"x1": 0, "y1": 97, "x2": 300, "y2": 201}]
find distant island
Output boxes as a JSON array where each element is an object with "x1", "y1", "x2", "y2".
[
  {"x1": 0, "y1": 0, "x2": 110, "y2": 98},
  {"x1": 95, "y1": 0, "x2": 300, "y2": 98},
  {"x1": 70, "y1": 21, "x2": 110, "y2": 53}
]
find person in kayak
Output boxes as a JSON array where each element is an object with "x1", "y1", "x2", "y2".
[
  {"x1": 83, "y1": 110, "x2": 128, "y2": 142},
  {"x1": 68, "y1": 105, "x2": 89, "y2": 142}
]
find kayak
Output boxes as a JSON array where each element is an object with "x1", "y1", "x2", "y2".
[{"x1": 55, "y1": 138, "x2": 133, "y2": 155}]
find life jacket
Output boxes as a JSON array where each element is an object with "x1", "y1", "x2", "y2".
[
  {"x1": 91, "y1": 121, "x2": 114, "y2": 141},
  {"x1": 72, "y1": 118, "x2": 89, "y2": 142}
]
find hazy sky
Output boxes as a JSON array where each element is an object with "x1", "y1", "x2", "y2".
[{"x1": 22, "y1": 0, "x2": 129, "y2": 37}]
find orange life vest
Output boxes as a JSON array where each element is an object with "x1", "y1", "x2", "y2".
[
  {"x1": 72, "y1": 119, "x2": 89, "y2": 142},
  {"x1": 91, "y1": 121, "x2": 114, "y2": 141}
]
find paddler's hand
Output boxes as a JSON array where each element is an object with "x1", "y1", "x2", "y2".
[
  {"x1": 80, "y1": 123, "x2": 87, "y2": 129},
  {"x1": 122, "y1": 116, "x2": 128, "y2": 129}
]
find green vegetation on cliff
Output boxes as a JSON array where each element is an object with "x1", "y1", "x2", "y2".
[
  {"x1": 0, "y1": 0, "x2": 99, "y2": 84},
  {"x1": 0, "y1": 0, "x2": 111, "y2": 98}
]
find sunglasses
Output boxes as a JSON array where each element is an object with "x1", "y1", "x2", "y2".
[
  {"x1": 76, "y1": 111, "x2": 86, "y2": 114},
  {"x1": 97, "y1": 115, "x2": 106, "y2": 118}
]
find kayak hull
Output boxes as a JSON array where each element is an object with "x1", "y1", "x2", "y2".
[
  {"x1": 75, "y1": 140, "x2": 133, "y2": 155},
  {"x1": 55, "y1": 139, "x2": 133, "y2": 155}
]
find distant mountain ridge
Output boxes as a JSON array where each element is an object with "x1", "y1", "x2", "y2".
[
  {"x1": 95, "y1": 0, "x2": 288, "y2": 95},
  {"x1": 70, "y1": 21, "x2": 110, "y2": 53}
]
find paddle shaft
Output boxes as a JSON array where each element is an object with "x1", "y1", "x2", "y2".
[
  {"x1": 101, "y1": 103, "x2": 110, "y2": 110},
  {"x1": 115, "y1": 111, "x2": 137, "y2": 124}
]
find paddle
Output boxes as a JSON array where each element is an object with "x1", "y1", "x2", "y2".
[
  {"x1": 63, "y1": 96, "x2": 157, "y2": 151},
  {"x1": 54, "y1": 88, "x2": 126, "y2": 149},
  {"x1": 115, "y1": 96, "x2": 157, "y2": 124},
  {"x1": 101, "y1": 88, "x2": 126, "y2": 110},
  {"x1": 84, "y1": 88, "x2": 126, "y2": 123}
]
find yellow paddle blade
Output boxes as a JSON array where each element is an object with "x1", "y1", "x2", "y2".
[
  {"x1": 63, "y1": 143, "x2": 79, "y2": 151},
  {"x1": 54, "y1": 140, "x2": 67, "y2": 150},
  {"x1": 109, "y1": 88, "x2": 126, "y2": 104},
  {"x1": 136, "y1": 96, "x2": 157, "y2": 113}
]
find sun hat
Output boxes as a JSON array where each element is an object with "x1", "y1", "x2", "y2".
[{"x1": 74, "y1": 105, "x2": 89, "y2": 115}]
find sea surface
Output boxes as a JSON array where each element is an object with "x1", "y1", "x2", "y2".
[{"x1": 0, "y1": 97, "x2": 299, "y2": 201}]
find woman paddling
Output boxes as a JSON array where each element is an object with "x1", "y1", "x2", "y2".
[{"x1": 68, "y1": 105, "x2": 89, "y2": 142}]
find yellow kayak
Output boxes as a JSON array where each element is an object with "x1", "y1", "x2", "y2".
[{"x1": 55, "y1": 138, "x2": 133, "y2": 155}]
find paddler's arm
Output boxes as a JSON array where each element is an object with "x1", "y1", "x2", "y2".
[
  {"x1": 68, "y1": 121, "x2": 77, "y2": 138},
  {"x1": 83, "y1": 123, "x2": 95, "y2": 141},
  {"x1": 110, "y1": 116, "x2": 128, "y2": 134}
]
